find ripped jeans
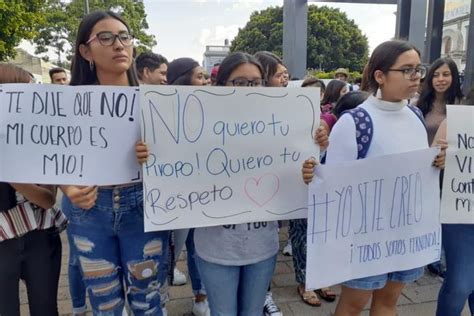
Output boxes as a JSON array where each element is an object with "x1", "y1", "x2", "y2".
[{"x1": 64, "y1": 184, "x2": 169, "y2": 316}]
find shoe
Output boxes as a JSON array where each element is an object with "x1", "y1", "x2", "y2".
[
  {"x1": 427, "y1": 262, "x2": 445, "y2": 278},
  {"x1": 282, "y1": 240, "x2": 292, "y2": 256},
  {"x1": 263, "y1": 292, "x2": 282, "y2": 316},
  {"x1": 192, "y1": 298, "x2": 210, "y2": 316},
  {"x1": 173, "y1": 267, "x2": 187, "y2": 286},
  {"x1": 297, "y1": 285, "x2": 321, "y2": 307}
]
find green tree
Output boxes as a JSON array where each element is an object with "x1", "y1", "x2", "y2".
[
  {"x1": 0, "y1": 1, "x2": 44, "y2": 61},
  {"x1": 33, "y1": 0, "x2": 156, "y2": 65},
  {"x1": 231, "y1": 6, "x2": 369, "y2": 72}
]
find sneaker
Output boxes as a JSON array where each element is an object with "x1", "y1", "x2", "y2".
[
  {"x1": 192, "y1": 298, "x2": 210, "y2": 316},
  {"x1": 263, "y1": 292, "x2": 282, "y2": 316},
  {"x1": 173, "y1": 267, "x2": 187, "y2": 286},
  {"x1": 282, "y1": 240, "x2": 292, "y2": 256}
]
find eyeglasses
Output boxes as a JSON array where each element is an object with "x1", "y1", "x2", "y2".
[
  {"x1": 227, "y1": 78, "x2": 265, "y2": 87},
  {"x1": 387, "y1": 65, "x2": 427, "y2": 79},
  {"x1": 86, "y1": 31, "x2": 134, "y2": 47}
]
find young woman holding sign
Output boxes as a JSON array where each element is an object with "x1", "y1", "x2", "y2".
[
  {"x1": 434, "y1": 97, "x2": 474, "y2": 316},
  {"x1": 0, "y1": 64, "x2": 67, "y2": 316},
  {"x1": 302, "y1": 40, "x2": 446, "y2": 316},
  {"x1": 188, "y1": 52, "x2": 280, "y2": 316},
  {"x1": 62, "y1": 11, "x2": 169, "y2": 316}
]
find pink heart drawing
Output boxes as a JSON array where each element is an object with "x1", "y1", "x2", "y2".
[{"x1": 244, "y1": 173, "x2": 280, "y2": 207}]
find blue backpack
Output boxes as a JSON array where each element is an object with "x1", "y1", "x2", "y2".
[{"x1": 344, "y1": 105, "x2": 426, "y2": 159}]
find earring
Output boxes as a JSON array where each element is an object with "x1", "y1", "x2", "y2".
[
  {"x1": 376, "y1": 87, "x2": 383, "y2": 99},
  {"x1": 89, "y1": 60, "x2": 95, "y2": 72}
]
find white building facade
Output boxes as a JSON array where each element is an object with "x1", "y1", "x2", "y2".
[{"x1": 442, "y1": 0, "x2": 471, "y2": 72}]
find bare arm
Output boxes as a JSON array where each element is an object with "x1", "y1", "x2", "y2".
[
  {"x1": 9, "y1": 183, "x2": 56, "y2": 209},
  {"x1": 432, "y1": 119, "x2": 448, "y2": 170}
]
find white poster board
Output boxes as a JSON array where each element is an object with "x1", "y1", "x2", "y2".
[
  {"x1": 0, "y1": 84, "x2": 141, "y2": 185},
  {"x1": 307, "y1": 148, "x2": 441, "y2": 289},
  {"x1": 141, "y1": 85, "x2": 320, "y2": 231},
  {"x1": 441, "y1": 105, "x2": 474, "y2": 223}
]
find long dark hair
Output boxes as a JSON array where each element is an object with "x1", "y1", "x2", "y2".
[
  {"x1": 69, "y1": 11, "x2": 139, "y2": 86},
  {"x1": 254, "y1": 51, "x2": 283, "y2": 84},
  {"x1": 321, "y1": 79, "x2": 346, "y2": 104},
  {"x1": 361, "y1": 40, "x2": 420, "y2": 94},
  {"x1": 332, "y1": 91, "x2": 369, "y2": 118},
  {"x1": 417, "y1": 57, "x2": 463, "y2": 116},
  {"x1": 216, "y1": 52, "x2": 264, "y2": 86}
]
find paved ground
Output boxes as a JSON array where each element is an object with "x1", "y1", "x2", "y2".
[{"x1": 19, "y1": 227, "x2": 471, "y2": 316}]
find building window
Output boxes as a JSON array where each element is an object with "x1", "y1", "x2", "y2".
[{"x1": 444, "y1": 36, "x2": 452, "y2": 55}]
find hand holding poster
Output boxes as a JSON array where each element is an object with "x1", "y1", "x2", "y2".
[
  {"x1": 141, "y1": 85, "x2": 320, "y2": 231},
  {"x1": 441, "y1": 105, "x2": 474, "y2": 223},
  {"x1": 0, "y1": 84, "x2": 141, "y2": 185},
  {"x1": 306, "y1": 148, "x2": 441, "y2": 289}
]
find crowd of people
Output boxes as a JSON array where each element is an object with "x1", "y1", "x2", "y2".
[{"x1": 0, "y1": 9, "x2": 473, "y2": 316}]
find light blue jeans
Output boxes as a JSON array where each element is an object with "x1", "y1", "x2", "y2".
[
  {"x1": 65, "y1": 184, "x2": 169, "y2": 316},
  {"x1": 63, "y1": 196, "x2": 88, "y2": 315},
  {"x1": 196, "y1": 254, "x2": 276, "y2": 316},
  {"x1": 174, "y1": 229, "x2": 205, "y2": 295},
  {"x1": 436, "y1": 224, "x2": 474, "y2": 316}
]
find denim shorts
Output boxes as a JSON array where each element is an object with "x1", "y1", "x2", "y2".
[{"x1": 343, "y1": 267, "x2": 424, "y2": 290}]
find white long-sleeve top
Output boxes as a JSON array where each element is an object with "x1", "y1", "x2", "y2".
[{"x1": 326, "y1": 95, "x2": 429, "y2": 164}]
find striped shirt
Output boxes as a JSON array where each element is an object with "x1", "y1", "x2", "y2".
[{"x1": 0, "y1": 191, "x2": 67, "y2": 242}]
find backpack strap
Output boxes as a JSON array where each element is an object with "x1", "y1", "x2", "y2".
[
  {"x1": 342, "y1": 107, "x2": 373, "y2": 160},
  {"x1": 407, "y1": 104, "x2": 426, "y2": 129}
]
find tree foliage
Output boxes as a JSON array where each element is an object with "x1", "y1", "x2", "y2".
[
  {"x1": 33, "y1": 0, "x2": 156, "y2": 66},
  {"x1": 0, "y1": 1, "x2": 44, "y2": 61},
  {"x1": 231, "y1": 6, "x2": 369, "y2": 72}
]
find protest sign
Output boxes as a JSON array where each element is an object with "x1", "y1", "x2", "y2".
[
  {"x1": 441, "y1": 105, "x2": 474, "y2": 223},
  {"x1": 141, "y1": 85, "x2": 319, "y2": 231},
  {"x1": 306, "y1": 148, "x2": 441, "y2": 289},
  {"x1": 0, "y1": 84, "x2": 141, "y2": 185}
]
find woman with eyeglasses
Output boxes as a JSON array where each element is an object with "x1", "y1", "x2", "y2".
[
  {"x1": 191, "y1": 52, "x2": 280, "y2": 316},
  {"x1": 61, "y1": 11, "x2": 169, "y2": 316},
  {"x1": 302, "y1": 40, "x2": 445, "y2": 316}
]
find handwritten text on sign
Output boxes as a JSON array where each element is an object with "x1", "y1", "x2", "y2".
[
  {"x1": 0, "y1": 84, "x2": 141, "y2": 185},
  {"x1": 141, "y1": 86, "x2": 320, "y2": 231},
  {"x1": 441, "y1": 105, "x2": 474, "y2": 223},
  {"x1": 306, "y1": 148, "x2": 441, "y2": 289}
]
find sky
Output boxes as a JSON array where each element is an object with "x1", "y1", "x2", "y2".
[
  {"x1": 20, "y1": 0, "x2": 397, "y2": 66},
  {"x1": 142, "y1": 0, "x2": 397, "y2": 63}
]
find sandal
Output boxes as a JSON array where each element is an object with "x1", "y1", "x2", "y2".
[
  {"x1": 297, "y1": 285, "x2": 321, "y2": 307},
  {"x1": 315, "y1": 287, "x2": 337, "y2": 302}
]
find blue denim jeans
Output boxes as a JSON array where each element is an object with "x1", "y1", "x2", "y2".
[
  {"x1": 65, "y1": 184, "x2": 169, "y2": 316},
  {"x1": 196, "y1": 254, "x2": 276, "y2": 316},
  {"x1": 437, "y1": 224, "x2": 474, "y2": 316},
  {"x1": 62, "y1": 197, "x2": 88, "y2": 314},
  {"x1": 174, "y1": 229, "x2": 205, "y2": 295}
]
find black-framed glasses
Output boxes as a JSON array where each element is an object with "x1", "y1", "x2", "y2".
[
  {"x1": 86, "y1": 31, "x2": 134, "y2": 47},
  {"x1": 227, "y1": 78, "x2": 265, "y2": 87},
  {"x1": 387, "y1": 65, "x2": 427, "y2": 79}
]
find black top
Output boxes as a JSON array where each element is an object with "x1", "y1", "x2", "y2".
[{"x1": 0, "y1": 182, "x2": 17, "y2": 212}]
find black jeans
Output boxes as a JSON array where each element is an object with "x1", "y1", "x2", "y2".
[{"x1": 0, "y1": 228, "x2": 62, "y2": 316}]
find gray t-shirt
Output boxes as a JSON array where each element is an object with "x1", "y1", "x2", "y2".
[{"x1": 194, "y1": 221, "x2": 279, "y2": 266}]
